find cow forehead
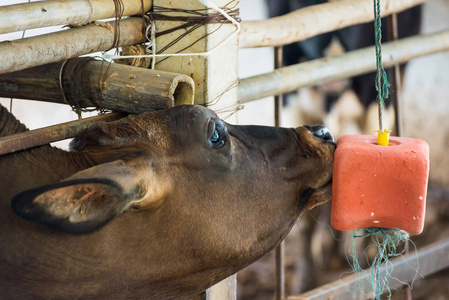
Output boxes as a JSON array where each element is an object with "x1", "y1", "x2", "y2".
[
  {"x1": 165, "y1": 105, "x2": 217, "y2": 125},
  {"x1": 128, "y1": 105, "x2": 215, "y2": 147},
  {"x1": 167, "y1": 105, "x2": 211, "y2": 114},
  {"x1": 140, "y1": 105, "x2": 214, "y2": 127}
]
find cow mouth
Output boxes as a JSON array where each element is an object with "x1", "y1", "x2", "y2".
[
  {"x1": 297, "y1": 188, "x2": 314, "y2": 212},
  {"x1": 297, "y1": 180, "x2": 333, "y2": 213}
]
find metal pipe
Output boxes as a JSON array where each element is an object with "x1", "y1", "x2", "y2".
[
  {"x1": 388, "y1": 13, "x2": 404, "y2": 137},
  {"x1": 275, "y1": 241, "x2": 285, "y2": 300},
  {"x1": 274, "y1": 46, "x2": 283, "y2": 128},
  {"x1": 238, "y1": 30, "x2": 449, "y2": 103},
  {"x1": 388, "y1": 14, "x2": 408, "y2": 300},
  {"x1": 0, "y1": 113, "x2": 124, "y2": 155},
  {"x1": 288, "y1": 238, "x2": 449, "y2": 300}
]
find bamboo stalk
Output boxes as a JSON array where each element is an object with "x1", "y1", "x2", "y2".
[
  {"x1": 238, "y1": 30, "x2": 449, "y2": 103},
  {"x1": 0, "y1": 0, "x2": 152, "y2": 35},
  {"x1": 0, "y1": 113, "x2": 124, "y2": 156},
  {"x1": 0, "y1": 58, "x2": 194, "y2": 114},
  {"x1": 239, "y1": 0, "x2": 428, "y2": 49},
  {"x1": 0, "y1": 17, "x2": 145, "y2": 75}
]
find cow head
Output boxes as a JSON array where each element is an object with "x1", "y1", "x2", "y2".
[{"x1": 12, "y1": 105, "x2": 334, "y2": 268}]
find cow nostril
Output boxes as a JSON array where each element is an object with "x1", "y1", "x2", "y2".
[{"x1": 304, "y1": 125, "x2": 334, "y2": 143}]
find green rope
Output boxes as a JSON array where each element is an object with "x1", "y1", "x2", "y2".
[
  {"x1": 374, "y1": 0, "x2": 390, "y2": 131},
  {"x1": 347, "y1": 228, "x2": 421, "y2": 300}
]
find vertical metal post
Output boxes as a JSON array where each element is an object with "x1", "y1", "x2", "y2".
[
  {"x1": 275, "y1": 243, "x2": 285, "y2": 300},
  {"x1": 274, "y1": 46, "x2": 285, "y2": 300},
  {"x1": 274, "y1": 46, "x2": 283, "y2": 127},
  {"x1": 388, "y1": 12, "x2": 410, "y2": 300},
  {"x1": 387, "y1": 13, "x2": 403, "y2": 137}
]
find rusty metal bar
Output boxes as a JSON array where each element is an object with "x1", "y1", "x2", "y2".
[
  {"x1": 288, "y1": 238, "x2": 449, "y2": 300},
  {"x1": 274, "y1": 46, "x2": 285, "y2": 300},
  {"x1": 0, "y1": 113, "x2": 124, "y2": 155}
]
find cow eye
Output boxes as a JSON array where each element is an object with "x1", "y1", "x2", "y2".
[{"x1": 209, "y1": 119, "x2": 226, "y2": 149}]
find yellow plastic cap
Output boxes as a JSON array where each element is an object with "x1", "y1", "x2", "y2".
[{"x1": 375, "y1": 129, "x2": 391, "y2": 146}]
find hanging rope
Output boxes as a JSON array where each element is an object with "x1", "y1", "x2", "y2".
[
  {"x1": 374, "y1": 0, "x2": 390, "y2": 131},
  {"x1": 347, "y1": 228, "x2": 420, "y2": 300}
]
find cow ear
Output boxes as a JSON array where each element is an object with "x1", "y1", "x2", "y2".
[
  {"x1": 12, "y1": 178, "x2": 128, "y2": 234},
  {"x1": 11, "y1": 160, "x2": 171, "y2": 234},
  {"x1": 69, "y1": 121, "x2": 128, "y2": 151}
]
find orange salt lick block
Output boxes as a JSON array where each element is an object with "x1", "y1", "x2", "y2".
[{"x1": 331, "y1": 135, "x2": 429, "y2": 235}]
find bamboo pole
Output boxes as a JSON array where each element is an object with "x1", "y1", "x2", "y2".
[
  {"x1": 0, "y1": 0, "x2": 152, "y2": 35},
  {"x1": 238, "y1": 0, "x2": 428, "y2": 49},
  {"x1": 238, "y1": 30, "x2": 449, "y2": 103},
  {"x1": 0, "y1": 113, "x2": 124, "y2": 156},
  {"x1": 0, "y1": 17, "x2": 145, "y2": 75},
  {"x1": 0, "y1": 58, "x2": 194, "y2": 114}
]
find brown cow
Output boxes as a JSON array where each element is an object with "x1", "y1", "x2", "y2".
[{"x1": 0, "y1": 104, "x2": 335, "y2": 299}]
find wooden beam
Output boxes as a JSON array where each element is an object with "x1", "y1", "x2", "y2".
[
  {"x1": 0, "y1": 0, "x2": 152, "y2": 34},
  {"x1": 0, "y1": 17, "x2": 145, "y2": 75},
  {"x1": 238, "y1": 30, "x2": 449, "y2": 103},
  {"x1": 0, "y1": 58, "x2": 194, "y2": 114},
  {"x1": 238, "y1": 0, "x2": 428, "y2": 48}
]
